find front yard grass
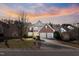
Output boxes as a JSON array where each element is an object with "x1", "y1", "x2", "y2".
[{"x1": 0, "y1": 38, "x2": 35, "y2": 48}]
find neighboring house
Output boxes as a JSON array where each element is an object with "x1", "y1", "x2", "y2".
[
  {"x1": 3, "y1": 21, "x2": 19, "y2": 38},
  {"x1": 53, "y1": 24, "x2": 61, "y2": 32},
  {"x1": 60, "y1": 24, "x2": 79, "y2": 41},
  {"x1": 60, "y1": 24, "x2": 75, "y2": 33},
  {"x1": 0, "y1": 20, "x2": 21, "y2": 38},
  {"x1": 7, "y1": 24, "x2": 19, "y2": 37},
  {"x1": 73, "y1": 23, "x2": 79, "y2": 28},
  {"x1": 39, "y1": 24, "x2": 55, "y2": 39},
  {"x1": 0, "y1": 21, "x2": 5, "y2": 34}
]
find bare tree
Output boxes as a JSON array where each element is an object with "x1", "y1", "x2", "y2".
[
  {"x1": 16, "y1": 11, "x2": 28, "y2": 41},
  {"x1": 2, "y1": 18, "x2": 10, "y2": 48}
]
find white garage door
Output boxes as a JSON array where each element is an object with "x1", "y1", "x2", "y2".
[
  {"x1": 47, "y1": 33, "x2": 53, "y2": 38},
  {"x1": 40, "y1": 33, "x2": 46, "y2": 38}
]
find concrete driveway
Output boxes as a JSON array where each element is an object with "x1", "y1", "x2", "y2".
[{"x1": 40, "y1": 39, "x2": 78, "y2": 49}]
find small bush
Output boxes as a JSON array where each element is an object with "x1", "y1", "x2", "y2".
[{"x1": 36, "y1": 36, "x2": 40, "y2": 41}]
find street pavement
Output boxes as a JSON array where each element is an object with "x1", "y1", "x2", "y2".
[{"x1": 0, "y1": 48, "x2": 78, "y2": 56}]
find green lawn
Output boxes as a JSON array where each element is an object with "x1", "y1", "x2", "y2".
[{"x1": 0, "y1": 38, "x2": 35, "y2": 48}]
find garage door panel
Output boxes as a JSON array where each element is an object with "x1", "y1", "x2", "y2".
[
  {"x1": 40, "y1": 33, "x2": 46, "y2": 38},
  {"x1": 47, "y1": 33, "x2": 53, "y2": 38}
]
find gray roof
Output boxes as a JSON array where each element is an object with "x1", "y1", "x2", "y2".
[{"x1": 32, "y1": 20, "x2": 45, "y2": 27}]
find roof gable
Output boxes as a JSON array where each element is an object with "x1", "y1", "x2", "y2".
[
  {"x1": 33, "y1": 20, "x2": 45, "y2": 27},
  {"x1": 39, "y1": 24, "x2": 55, "y2": 33}
]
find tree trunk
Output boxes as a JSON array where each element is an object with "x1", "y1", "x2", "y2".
[{"x1": 4, "y1": 39, "x2": 9, "y2": 48}]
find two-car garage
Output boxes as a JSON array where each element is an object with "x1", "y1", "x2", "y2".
[
  {"x1": 39, "y1": 24, "x2": 55, "y2": 39},
  {"x1": 40, "y1": 33, "x2": 54, "y2": 39}
]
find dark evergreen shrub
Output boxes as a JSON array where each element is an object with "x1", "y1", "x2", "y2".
[{"x1": 54, "y1": 31, "x2": 61, "y2": 39}]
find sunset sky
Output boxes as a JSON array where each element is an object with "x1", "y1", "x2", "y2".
[{"x1": 0, "y1": 3, "x2": 79, "y2": 24}]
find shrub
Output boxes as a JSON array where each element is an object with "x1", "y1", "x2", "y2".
[{"x1": 54, "y1": 31, "x2": 61, "y2": 39}]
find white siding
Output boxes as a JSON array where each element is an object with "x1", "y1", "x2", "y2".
[{"x1": 28, "y1": 32, "x2": 33, "y2": 36}]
